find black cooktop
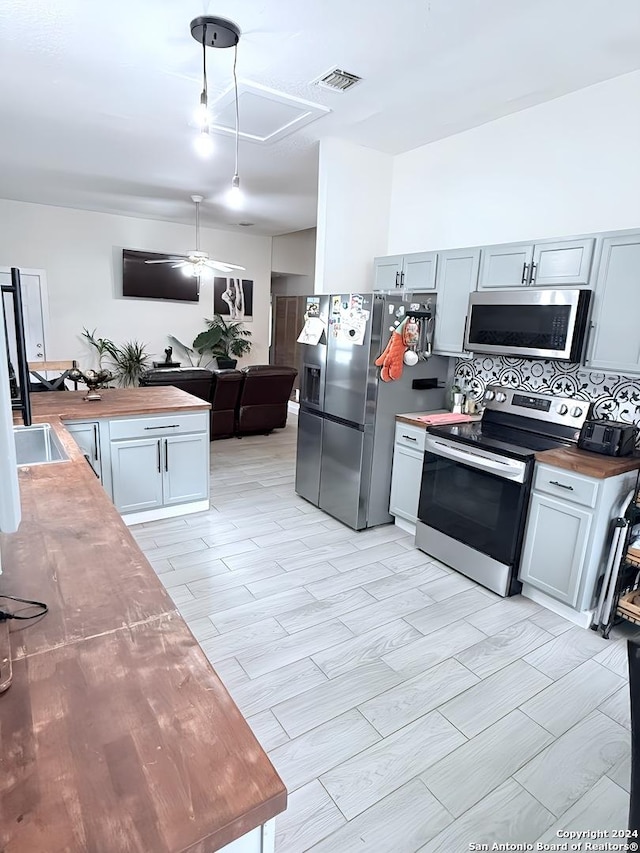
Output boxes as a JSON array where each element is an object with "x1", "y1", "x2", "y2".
[{"x1": 427, "y1": 421, "x2": 572, "y2": 461}]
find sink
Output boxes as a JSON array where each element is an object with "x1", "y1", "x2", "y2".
[{"x1": 14, "y1": 424, "x2": 69, "y2": 466}]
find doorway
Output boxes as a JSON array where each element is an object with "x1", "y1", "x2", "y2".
[{"x1": 0, "y1": 268, "x2": 49, "y2": 366}]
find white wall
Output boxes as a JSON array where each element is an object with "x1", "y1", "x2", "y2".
[
  {"x1": 270, "y1": 275, "x2": 313, "y2": 297},
  {"x1": 315, "y1": 139, "x2": 393, "y2": 293},
  {"x1": 0, "y1": 199, "x2": 272, "y2": 369},
  {"x1": 388, "y1": 70, "x2": 640, "y2": 253},
  {"x1": 271, "y1": 228, "x2": 316, "y2": 277}
]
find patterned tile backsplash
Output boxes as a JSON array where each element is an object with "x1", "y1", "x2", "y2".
[{"x1": 454, "y1": 356, "x2": 640, "y2": 424}]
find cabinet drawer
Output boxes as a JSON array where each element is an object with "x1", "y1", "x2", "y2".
[
  {"x1": 109, "y1": 411, "x2": 209, "y2": 440},
  {"x1": 395, "y1": 422, "x2": 426, "y2": 452},
  {"x1": 533, "y1": 463, "x2": 599, "y2": 508}
]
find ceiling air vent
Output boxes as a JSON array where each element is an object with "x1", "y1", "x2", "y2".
[{"x1": 314, "y1": 68, "x2": 362, "y2": 92}]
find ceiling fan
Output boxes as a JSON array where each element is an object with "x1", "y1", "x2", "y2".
[{"x1": 144, "y1": 195, "x2": 246, "y2": 277}]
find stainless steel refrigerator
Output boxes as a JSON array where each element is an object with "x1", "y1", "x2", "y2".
[{"x1": 295, "y1": 291, "x2": 448, "y2": 530}]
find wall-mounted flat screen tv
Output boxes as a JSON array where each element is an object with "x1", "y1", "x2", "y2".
[{"x1": 122, "y1": 249, "x2": 200, "y2": 302}]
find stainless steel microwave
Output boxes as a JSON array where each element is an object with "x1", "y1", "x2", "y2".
[{"x1": 464, "y1": 288, "x2": 592, "y2": 361}]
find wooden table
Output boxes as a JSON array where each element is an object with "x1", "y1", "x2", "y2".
[{"x1": 0, "y1": 390, "x2": 286, "y2": 853}]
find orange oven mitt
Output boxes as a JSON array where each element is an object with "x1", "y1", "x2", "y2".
[{"x1": 375, "y1": 317, "x2": 408, "y2": 382}]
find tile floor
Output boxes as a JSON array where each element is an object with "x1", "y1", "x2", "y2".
[{"x1": 132, "y1": 417, "x2": 637, "y2": 853}]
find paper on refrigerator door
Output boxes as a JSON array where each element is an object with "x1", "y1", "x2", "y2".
[{"x1": 297, "y1": 316, "x2": 325, "y2": 345}]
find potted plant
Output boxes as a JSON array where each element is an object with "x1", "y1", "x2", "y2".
[
  {"x1": 193, "y1": 314, "x2": 252, "y2": 369},
  {"x1": 82, "y1": 329, "x2": 150, "y2": 387}
]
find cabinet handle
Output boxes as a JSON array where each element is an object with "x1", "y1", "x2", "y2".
[
  {"x1": 165, "y1": 439, "x2": 169, "y2": 472},
  {"x1": 529, "y1": 262, "x2": 537, "y2": 285},
  {"x1": 521, "y1": 263, "x2": 529, "y2": 284},
  {"x1": 144, "y1": 424, "x2": 180, "y2": 430},
  {"x1": 402, "y1": 434, "x2": 418, "y2": 441},
  {"x1": 157, "y1": 440, "x2": 161, "y2": 473},
  {"x1": 549, "y1": 479, "x2": 574, "y2": 491},
  {"x1": 395, "y1": 271, "x2": 399, "y2": 288},
  {"x1": 400, "y1": 270, "x2": 405, "y2": 287},
  {"x1": 93, "y1": 424, "x2": 98, "y2": 461}
]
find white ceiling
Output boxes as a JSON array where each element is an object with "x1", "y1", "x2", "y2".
[{"x1": 0, "y1": 0, "x2": 638, "y2": 236}]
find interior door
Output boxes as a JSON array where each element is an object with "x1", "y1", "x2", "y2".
[
  {"x1": 0, "y1": 269, "x2": 48, "y2": 365},
  {"x1": 272, "y1": 295, "x2": 306, "y2": 394}
]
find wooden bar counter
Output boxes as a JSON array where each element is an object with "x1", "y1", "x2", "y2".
[{"x1": 0, "y1": 389, "x2": 286, "y2": 853}]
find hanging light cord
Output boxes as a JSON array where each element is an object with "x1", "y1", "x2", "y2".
[
  {"x1": 201, "y1": 24, "x2": 208, "y2": 107},
  {"x1": 195, "y1": 199, "x2": 200, "y2": 252},
  {"x1": 233, "y1": 42, "x2": 239, "y2": 179}
]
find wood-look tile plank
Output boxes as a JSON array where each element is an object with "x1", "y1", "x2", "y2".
[
  {"x1": 418, "y1": 572, "x2": 478, "y2": 601},
  {"x1": 305, "y1": 563, "x2": 393, "y2": 600},
  {"x1": 206, "y1": 656, "x2": 250, "y2": 690},
  {"x1": 363, "y1": 563, "x2": 448, "y2": 600},
  {"x1": 141, "y1": 537, "x2": 209, "y2": 563},
  {"x1": 231, "y1": 657, "x2": 328, "y2": 717},
  {"x1": 269, "y1": 709, "x2": 380, "y2": 793},
  {"x1": 276, "y1": 588, "x2": 377, "y2": 635},
  {"x1": 521, "y1": 659, "x2": 625, "y2": 736},
  {"x1": 160, "y1": 559, "x2": 231, "y2": 588},
  {"x1": 515, "y1": 712, "x2": 629, "y2": 817},
  {"x1": 185, "y1": 615, "x2": 219, "y2": 644},
  {"x1": 308, "y1": 779, "x2": 452, "y2": 853},
  {"x1": 339, "y1": 588, "x2": 435, "y2": 635},
  {"x1": 276, "y1": 542, "x2": 358, "y2": 572},
  {"x1": 246, "y1": 561, "x2": 338, "y2": 599},
  {"x1": 246, "y1": 709, "x2": 290, "y2": 752},
  {"x1": 272, "y1": 660, "x2": 404, "y2": 739},
  {"x1": 524, "y1": 626, "x2": 610, "y2": 680},
  {"x1": 187, "y1": 562, "x2": 284, "y2": 597},
  {"x1": 238, "y1": 619, "x2": 354, "y2": 679},
  {"x1": 422, "y1": 710, "x2": 553, "y2": 817},
  {"x1": 351, "y1": 527, "x2": 413, "y2": 550},
  {"x1": 380, "y1": 549, "x2": 437, "y2": 574},
  {"x1": 404, "y1": 588, "x2": 495, "y2": 636},
  {"x1": 536, "y1": 776, "x2": 628, "y2": 841},
  {"x1": 210, "y1": 588, "x2": 317, "y2": 633},
  {"x1": 607, "y1": 752, "x2": 631, "y2": 792},
  {"x1": 312, "y1": 619, "x2": 422, "y2": 679},
  {"x1": 455, "y1": 620, "x2": 553, "y2": 679},
  {"x1": 359, "y1": 658, "x2": 479, "y2": 736},
  {"x1": 382, "y1": 619, "x2": 487, "y2": 679},
  {"x1": 465, "y1": 595, "x2": 542, "y2": 635},
  {"x1": 167, "y1": 584, "x2": 195, "y2": 605},
  {"x1": 328, "y1": 542, "x2": 411, "y2": 573},
  {"x1": 529, "y1": 606, "x2": 574, "y2": 636},
  {"x1": 199, "y1": 521, "x2": 282, "y2": 547},
  {"x1": 593, "y1": 640, "x2": 628, "y2": 679},
  {"x1": 177, "y1": 586, "x2": 255, "y2": 621},
  {"x1": 251, "y1": 520, "x2": 335, "y2": 548},
  {"x1": 599, "y1": 686, "x2": 631, "y2": 730},
  {"x1": 199, "y1": 617, "x2": 288, "y2": 662},
  {"x1": 222, "y1": 539, "x2": 310, "y2": 570},
  {"x1": 320, "y1": 710, "x2": 465, "y2": 819},
  {"x1": 418, "y1": 779, "x2": 554, "y2": 853},
  {"x1": 440, "y1": 659, "x2": 552, "y2": 738},
  {"x1": 275, "y1": 780, "x2": 346, "y2": 853}
]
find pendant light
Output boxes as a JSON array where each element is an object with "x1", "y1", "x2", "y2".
[{"x1": 190, "y1": 15, "x2": 243, "y2": 205}]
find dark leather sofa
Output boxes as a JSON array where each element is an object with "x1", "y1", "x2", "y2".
[{"x1": 140, "y1": 365, "x2": 297, "y2": 439}]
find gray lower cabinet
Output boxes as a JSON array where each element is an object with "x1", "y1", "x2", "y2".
[
  {"x1": 519, "y1": 493, "x2": 591, "y2": 607},
  {"x1": 478, "y1": 238, "x2": 594, "y2": 289},
  {"x1": 373, "y1": 252, "x2": 437, "y2": 291},
  {"x1": 111, "y1": 437, "x2": 165, "y2": 513},
  {"x1": 65, "y1": 420, "x2": 102, "y2": 481},
  {"x1": 163, "y1": 433, "x2": 209, "y2": 505},
  {"x1": 433, "y1": 248, "x2": 480, "y2": 357},
  {"x1": 389, "y1": 423, "x2": 426, "y2": 525},
  {"x1": 585, "y1": 231, "x2": 640, "y2": 374},
  {"x1": 519, "y1": 462, "x2": 637, "y2": 613}
]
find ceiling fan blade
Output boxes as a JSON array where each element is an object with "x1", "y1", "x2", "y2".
[
  {"x1": 209, "y1": 261, "x2": 247, "y2": 271},
  {"x1": 171, "y1": 262, "x2": 189, "y2": 268},
  {"x1": 145, "y1": 258, "x2": 182, "y2": 264}
]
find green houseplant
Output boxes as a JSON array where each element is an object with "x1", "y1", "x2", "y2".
[
  {"x1": 82, "y1": 328, "x2": 151, "y2": 387},
  {"x1": 193, "y1": 314, "x2": 252, "y2": 369}
]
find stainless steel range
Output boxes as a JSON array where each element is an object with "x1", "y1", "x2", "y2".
[{"x1": 416, "y1": 385, "x2": 588, "y2": 597}]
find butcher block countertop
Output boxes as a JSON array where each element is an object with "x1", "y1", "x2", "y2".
[
  {"x1": 535, "y1": 445, "x2": 640, "y2": 479},
  {"x1": 0, "y1": 394, "x2": 286, "y2": 853},
  {"x1": 396, "y1": 411, "x2": 479, "y2": 428},
  {"x1": 25, "y1": 385, "x2": 211, "y2": 423}
]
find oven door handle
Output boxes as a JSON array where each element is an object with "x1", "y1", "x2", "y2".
[{"x1": 425, "y1": 437, "x2": 526, "y2": 482}]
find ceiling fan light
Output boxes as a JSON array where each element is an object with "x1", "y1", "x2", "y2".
[
  {"x1": 194, "y1": 128, "x2": 214, "y2": 158},
  {"x1": 194, "y1": 90, "x2": 210, "y2": 128}
]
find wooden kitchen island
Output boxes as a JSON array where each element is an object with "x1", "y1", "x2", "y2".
[{"x1": 0, "y1": 389, "x2": 286, "y2": 853}]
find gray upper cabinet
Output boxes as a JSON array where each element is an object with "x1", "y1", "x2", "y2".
[
  {"x1": 373, "y1": 255, "x2": 403, "y2": 290},
  {"x1": 586, "y1": 232, "x2": 640, "y2": 374},
  {"x1": 478, "y1": 237, "x2": 595, "y2": 289},
  {"x1": 374, "y1": 252, "x2": 437, "y2": 291},
  {"x1": 478, "y1": 243, "x2": 534, "y2": 289},
  {"x1": 433, "y1": 248, "x2": 480, "y2": 357},
  {"x1": 530, "y1": 238, "x2": 594, "y2": 287}
]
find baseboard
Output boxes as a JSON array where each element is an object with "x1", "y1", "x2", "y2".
[
  {"x1": 288, "y1": 400, "x2": 299, "y2": 415},
  {"x1": 393, "y1": 516, "x2": 416, "y2": 536},
  {"x1": 122, "y1": 499, "x2": 210, "y2": 527},
  {"x1": 521, "y1": 583, "x2": 594, "y2": 629}
]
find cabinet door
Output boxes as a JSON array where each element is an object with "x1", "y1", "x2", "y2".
[
  {"x1": 478, "y1": 243, "x2": 534, "y2": 289},
  {"x1": 531, "y1": 238, "x2": 594, "y2": 287},
  {"x1": 586, "y1": 233, "x2": 640, "y2": 374},
  {"x1": 65, "y1": 421, "x2": 102, "y2": 480},
  {"x1": 519, "y1": 493, "x2": 592, "y2": 606},
  {"x1": 389, "y1": 445, "x2": 424, "y2": 523},
  {"x1": 111, "y1": 438, "x2": 163, "y2": 513},
  {"x1": 373, "y1": 255, "x2": 404, "y2": 290},
  {"x1": 402, "y1": 252, "x2": 437, "y2": 290},
  {"x1": 433, "y1": 248, "x2": 480, "y2": 356},
  {"x1": 162, "y1": 433, "x2": 209, "y2": 505}
]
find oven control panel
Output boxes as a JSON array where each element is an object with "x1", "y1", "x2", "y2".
[{"x1": 482, "y1": 384, "x2": 588, "y2": 429}]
